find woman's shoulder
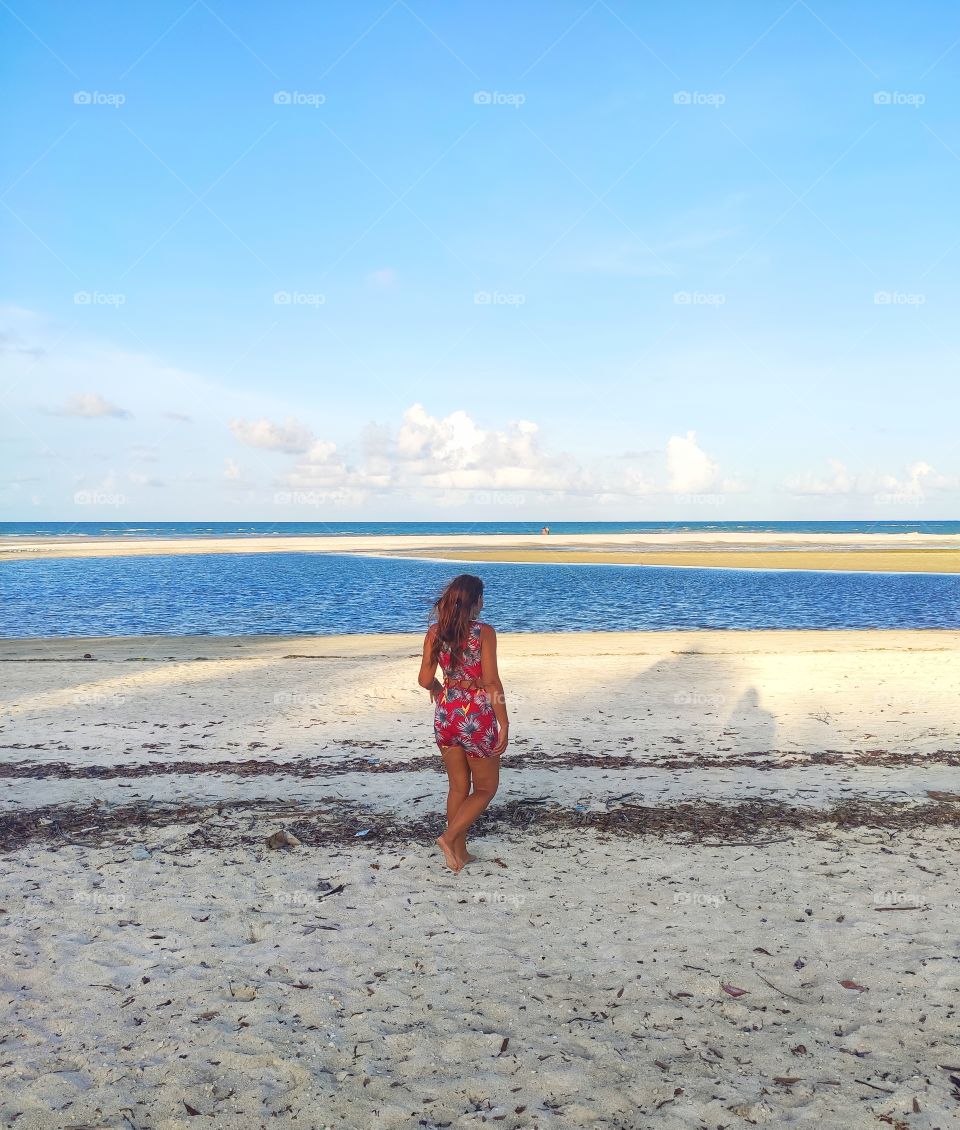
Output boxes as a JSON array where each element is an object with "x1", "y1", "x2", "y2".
[{"x1": 475, "y1": 620, "x2": 495, "y2": 637}]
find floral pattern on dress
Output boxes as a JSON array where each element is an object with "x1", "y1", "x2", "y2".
[{"x1": 433, "y1": 620, "x2": 499, "y2": 757}]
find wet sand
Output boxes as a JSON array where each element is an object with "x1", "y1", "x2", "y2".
[{"x1": 2, "y1": 531, "x2": 960, "y2": 573}]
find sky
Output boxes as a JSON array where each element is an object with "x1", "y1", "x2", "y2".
[{"x1": 1, "y1": 0, "x2": 958, "y2": 521}]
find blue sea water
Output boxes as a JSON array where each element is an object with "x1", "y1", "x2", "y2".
[
  {"x1": 1, "y1": 552, "x2": 958, "y2": 637},
  {"x1": 2, "y1": 520, "x2": 959, "y2": 538}
]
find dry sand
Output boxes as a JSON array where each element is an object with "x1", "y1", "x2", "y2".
[
  {"x1": 2, "y1": 630, "x2": 960, "y2": 1128},
  {"x1": 2, "y1": 531, "x2": 960, "y2": 573}
]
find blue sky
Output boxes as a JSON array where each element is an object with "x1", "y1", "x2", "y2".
[{"x1": 2, "y1": 0, "x2": 958, "y2": 520}]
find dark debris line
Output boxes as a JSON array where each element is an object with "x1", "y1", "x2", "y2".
[
  {"x1": 0, "y1": 747, "x2": 958, "y2": 781},
  {"x1": 1, "y1": 796, "x2": 959, "y2": 854}
]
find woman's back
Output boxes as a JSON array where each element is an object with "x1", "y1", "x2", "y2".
[{"x1": 437, "y1": 620, "x2": 483, "y2": 681}]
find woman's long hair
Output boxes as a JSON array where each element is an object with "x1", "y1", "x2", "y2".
[{"x1": 429, "y1": 574, "x2": 484, "y2": 666}]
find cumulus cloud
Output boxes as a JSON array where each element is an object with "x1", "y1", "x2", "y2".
[
  {"x1": 279, "y1": 406, "x2": 745, "y2": 503},
  {"x1": 786, "y1": 459, "x2": 956, "y2": 499},
  {"x1": 229, "y1": 416, "x2": 315, "y2": 454},
  {"x1": 879, "y1": 461, "x2": 955, "y2": 499},
  {"x1": 666, "y1": 431, "x2": 721, "y2": 493},
  {"x1": 390, "y1": 404, "x2": 587, "y2": 493},
  {"x1": 785, "y1": 458, "x2": 855, "y2": 496},
  {"x1": 52, "y1": 393, "x2": 131, "y2": 419}
]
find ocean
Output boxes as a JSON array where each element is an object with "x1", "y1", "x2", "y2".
[
  {"x1": 1, "y1": 550, "x2": 958, "y2": 637},
  {"x1": 2, "y1": 520, "x2": 960, "y2": 538}
]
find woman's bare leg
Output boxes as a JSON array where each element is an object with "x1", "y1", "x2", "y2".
[
  {"x1": 451, "y1": 759, "x2": 476, "y2": 864},
  {"x1": 437, "y1": 746, "x2": 470, "y2": 871},
  {"x1": 438, "y1": 757, "x2": 500, "y2": 859}
]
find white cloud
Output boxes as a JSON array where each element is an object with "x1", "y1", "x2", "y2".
[
  {"x1": 367, "y1": 268, "x2": 397, "y2": 288},
  {"x1": 666, "y1": 431, "x2": 720, "y2": 493},
  {"x1": 52, "y1": 393, "x2": 131, "y2": 419},
  {"x1": 223, "y1": 458, "x2": 243, "y2": 482},
  {"x1": 229, "y1": 416, "x2": 315, "y2": 454},
  {"x1": 279, "y1": 406, "x2": 745, "y2": 503},
  {"x1": 390, "y1": 404, "x2": 588, "y2": 493},
  {"x1": 786, "y1": 459, "x2": 957, "y2": 499},
  {"x1": 879, "y1": 461, "x2": 955, "y2": 498},
  {"x1": 785, "y1": 459, "x2": 854, "y2": 496},
  {"x1": 128, "y1": 471, "x2": 164, "y2": 487}
]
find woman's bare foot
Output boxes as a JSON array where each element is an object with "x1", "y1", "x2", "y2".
[
  {"x1": 451, "y1": 834, "x2": 476, "y2": 866},
  {"x1": 436, "y1": 835, "x2": 462, "y2": 873}
]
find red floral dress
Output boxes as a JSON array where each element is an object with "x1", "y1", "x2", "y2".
[{"x1": 433, "y1": 621, "x2": 500, "y2": 758}]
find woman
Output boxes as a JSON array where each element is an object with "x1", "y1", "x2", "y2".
[{"x1": 418, "y1": 574, "x2": 509, "y2": 872}]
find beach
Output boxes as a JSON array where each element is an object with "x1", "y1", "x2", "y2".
[
  {"x1": 2, "y1": 630, "x2": 959, "y2": 1127},
  {"x1": 2, "y1": 530, "x2": 960, "y2": 572}
]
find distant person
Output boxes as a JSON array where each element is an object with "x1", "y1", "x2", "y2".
[
  {"x1": 418, "y1": 574, "x2": 509, "y2": 872},
  {"x1": 541, "y1": 525, "x2": 550, "y2": 535}
]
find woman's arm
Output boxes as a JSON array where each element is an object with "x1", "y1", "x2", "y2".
[
  {"x1": 418, "y1": 628, "x2": 443, "y2": 702},
  {"x1": 480, "y1": 624, "x2": 509, "y2": 754}
]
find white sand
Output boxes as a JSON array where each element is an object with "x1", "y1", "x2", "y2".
[
  {"x1": 3, "y1": 530, "x2": 960, "y2": 560},
  {"x1": 2, "y1": 631, "x2": 959, "y2": 1127}
]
